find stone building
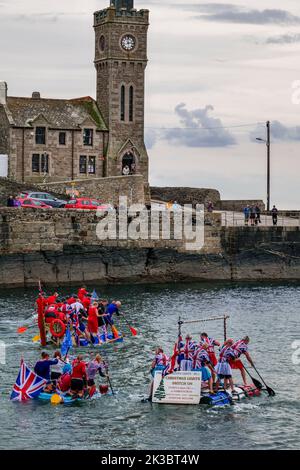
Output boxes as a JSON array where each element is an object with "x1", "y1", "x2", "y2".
[{"x1": 0, "y1": 0, "x2": 149, "y2": 183}]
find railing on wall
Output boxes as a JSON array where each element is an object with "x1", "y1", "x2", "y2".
[{"x1": 220, "y1": 211, "x2": 300, "y2": 228}]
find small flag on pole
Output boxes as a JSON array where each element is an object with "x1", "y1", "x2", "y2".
[
  {"x1": 61, "y1": 326, "x2": 73, "y2": 357},
  {"x1": 90, "y1": 289, "x2": 99, "y2": 302}
]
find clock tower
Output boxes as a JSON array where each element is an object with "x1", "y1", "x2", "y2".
[{"x1": 94, "y1": 0, "x2": 149, "y2": 181}]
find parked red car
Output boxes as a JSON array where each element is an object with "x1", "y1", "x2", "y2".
[
  {"x1": 64, "y1": 198, "x2": 113, "y2": 212},
  {"x1": 18, "y1": 198, "x2": 53, "y2": 209}
]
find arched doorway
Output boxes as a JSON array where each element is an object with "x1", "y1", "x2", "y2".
[{"x1": 122, "y1": 152, "x2": 135, "y2": 175}]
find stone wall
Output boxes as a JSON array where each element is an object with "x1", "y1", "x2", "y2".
[
  {"x1": 0, "y1": 208, "x2": 222, "y2": 287},
  {"x1": 150, "y1": 187, "x2": 221, "y2": 207},
  {"x1": 0, "y1": 105, "x2": 9, "y2": 155},
  {"x1": 0, "y1": 208, "x2": 300, "y2": 287},
  {"x1": 220, "y1": 200, "x2": 265, "y2": 211},
  {"x1": 221, "y1": 226, "x2": 300, "y2": 280},
  {"x1": 38, "y1": 175, "x2": 150, "y2": 206},
  {"x1": 8, "y1": 124, "x2": 107, "y2": 184}
]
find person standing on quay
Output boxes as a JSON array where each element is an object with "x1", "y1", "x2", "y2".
[
  {"x1": 255, "y1": 205, "x2": 261, "y2": 225},
  {"x1": 272, "y1": 205, "x2": 278, "y2": 226},
  {"x1": 249, "y1": 206, "x2": 256, "y2": 226},
  {"x1": 243, "y1": 205, "x2": 250, "y2": 226}
]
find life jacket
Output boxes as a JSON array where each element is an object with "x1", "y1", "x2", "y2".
[{"x1": 44, "y1": 305, "x2": 57, "y2": 323}]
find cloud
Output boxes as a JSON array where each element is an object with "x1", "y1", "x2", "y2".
[
  {"x1": 162, "y1": 103, "x2": 236, "y2": 148},
  {"x1": 145, "y1": 128, "x2": 158, "y2": 150},
  {"x1": 250, "y1": 121, "x2": 300, "y2": 142},
  {"x1": 181, "y1": 4, "x2": 300, "y2": 25},
  {"x1": 266, "y1": 33, "x2": 300, "y2": 44}
]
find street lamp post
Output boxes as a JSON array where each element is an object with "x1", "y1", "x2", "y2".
[{"x1": 256, "y1": 120, "x2": 271, "y2": 212}]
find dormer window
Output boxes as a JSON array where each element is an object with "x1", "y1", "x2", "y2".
[
  {"x1": 83, "y1": 128, "x2": 93, "y2": 146},
  {"x1": 35, "y1": 127, "x2": 46, "y2": 145}
]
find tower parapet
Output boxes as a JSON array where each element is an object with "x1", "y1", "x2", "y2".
[{"x1": 94, "y1": 5, "x2": 149, "y2": 26}]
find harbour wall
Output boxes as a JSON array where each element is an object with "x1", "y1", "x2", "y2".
[
  {"x1": 0, "y1": 208, "x2": 299, "y2": 287},
  {"x1": 38, "y1": 175, "x2": 150, "y2": 206}
]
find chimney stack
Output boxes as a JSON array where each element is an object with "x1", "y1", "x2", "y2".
[{"x1": 0, "y1": 81, "x2": 8, "y2": 105}]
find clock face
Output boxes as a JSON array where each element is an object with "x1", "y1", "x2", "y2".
[
  {"x1": 121, "y1": 34, "x2": 136, "y2": 52},
  {"x1": 99, "y1": 35, "x2": 106, "y2": 52}
]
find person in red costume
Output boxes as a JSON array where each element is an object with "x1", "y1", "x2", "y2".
[
  {"x1": 78, "y1": 286, "x2": 88, "y2": 302},
  {"x1": 67, "y1": 295, "x2": 76, "y2": 305},
  {"x1": 46, "y1": 292, "x2": 59, "y2": 305},
  {"x1": 82, "y1": 295, "x2": 91, "y2": 310},
  {"x1": 88, "y1": 302, "x2": 101, "y2": 341},
  {"x1": 70, "y1": 355, "x2": 87, "y2": 398},
  {"x1": 36, "y1": 293, "x2": 47, "y2": 347},
  {"x1": 44, "y1": 304, "x2": 59, "y2": 324}
]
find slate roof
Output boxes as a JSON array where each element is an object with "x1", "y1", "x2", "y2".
[{"x1": 5, "y1": 96, "x2": 108, "y2": 131}]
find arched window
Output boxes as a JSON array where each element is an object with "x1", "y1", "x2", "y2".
[
  {"x1": 120, "y1": 85, "x2": 125, "y2": 121},
  {"x1": 122, "y1": 152, "x2": 135, "y2": 175},
  {"x1": 129, "y1": 86, "x2": 134, "y2": 122}
]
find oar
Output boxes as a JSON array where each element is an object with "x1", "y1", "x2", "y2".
[
  {"x1": 252, "y1": 364, "x2": 276, "y2": 397},
  {"x1": 17, "y1": 324, "x2": 36, "y2": 334},
  {"x1": 103, "y1": 361, "x2": 116, "y2": 397},
  {"x1": 243, "y1": 364, "x2": 263, "y2": 390},
  {"x1": 107, "y1": 374, "x2": 116, "y2": 397},
  {"x1": 120, "y1": 312, "x2": 137, "y2": 336}
]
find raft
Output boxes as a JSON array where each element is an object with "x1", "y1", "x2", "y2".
[
  {"x1": 38, "y1": 392, "x2": 83, "y2": 405},
  {"x1": 200, "y1": 391, "x2": 232, "y2": 406},
  {"x1": 37, "y1": 390, "x2": 110, "y2": 405},
  {"x1": 78, "y1": 333, "x2": 124, "y2": 347},
  {"x1": 200, "y1": 384, "x2": 261, "y2": 406}
]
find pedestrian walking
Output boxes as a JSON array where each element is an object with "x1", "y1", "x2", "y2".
[
  {"x1": 250, "y1": 206, "x2": 256, "y2": 226},
  {"x1": 207, "y1": 200, "x2": 214, "y2": 213},
  {"x1": 271, "y1": 205, "x2": 278, "y2": 226},
  {"x1": 255, "y1": 205, "x2": 261, "y2": 225},
  {"x1": 243, "y1": 205, "x2": 250, "y2": 226}
]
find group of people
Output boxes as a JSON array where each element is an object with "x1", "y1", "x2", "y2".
[
  {"x1": 34, "y1": 351, "x2": 109, "y2": 399},
  {"x1": 36, "y1": 286, "x2": 122, "y2": 345},
  {"x1": 7, "y1": 195, "x2": 21, "y2": 207},
  {"x1": 243, "y1": 205, "x2": 262, "y2": 226},
  {"x1": 243, "y1": 204, "x2": 279, "y2": 226},
  {"x1": 151, "y1": 333, "x2": 254, "y2": 396}
]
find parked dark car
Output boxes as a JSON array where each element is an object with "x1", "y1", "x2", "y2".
[{"x1": 18, "y1": 192, "x2": 67, "y2": 208}]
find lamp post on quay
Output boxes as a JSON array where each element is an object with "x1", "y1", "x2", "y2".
[{"x1": 256, "y1": 121, "x2": 271, "y2": 212}]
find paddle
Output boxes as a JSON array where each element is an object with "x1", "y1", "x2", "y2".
[
  {"x1": 242, "y1": 364, "x2": 263, "y2": 390},
  {"x1": 252, "y1": 364, "x2": 276, "y2": 397},
  {"x1": 103, "y1": 360, "x2": 115, "y2": 397},
  {"x1": 17, "y1": 324, "x2": 36, "y2": 334},
  {"x1": 120, "y1": 312, "x2": 137, "y2": 336}
]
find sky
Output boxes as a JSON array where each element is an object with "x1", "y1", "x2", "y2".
[{"x1": 1, "y1": 0, "x2": 300, "y2": 208}]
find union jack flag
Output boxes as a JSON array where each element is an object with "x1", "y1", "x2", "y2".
[
  {"x1": 10, "y1": 359, "x2": 47, "y2": 402},
  {"x1": 162, "y1": 341, "x2": 179, "y2": 378}
]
